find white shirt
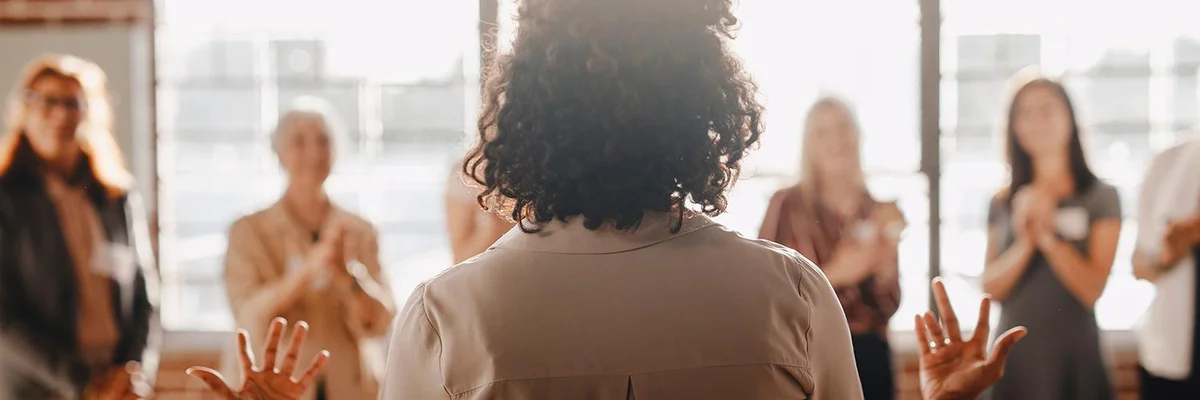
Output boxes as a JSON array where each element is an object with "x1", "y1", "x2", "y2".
[{"x1": 1136, "y1": 138, "x2": 1200, "y2": 379}]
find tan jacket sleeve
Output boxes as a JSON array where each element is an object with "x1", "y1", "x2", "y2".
[
  {"x1": 223, "y1": 218, "x2": 290, "y2": 340},
  {"x1": 343, "y1": 226, "x2": 396, "y2": 338},
  {"x1": 380, "y1": 283, "x2": 450, "y2": 399},
  {"x1": 795, "y1": 254, "x2": 864, "y2": 400}
]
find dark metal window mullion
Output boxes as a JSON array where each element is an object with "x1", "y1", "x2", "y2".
[{"x1": 919, "y1": 0, "x2": 943, "y2": 316}]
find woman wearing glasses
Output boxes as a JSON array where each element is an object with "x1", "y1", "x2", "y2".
[{"x1": 0, "y1": 54, "x2": 158, "y2": 399}]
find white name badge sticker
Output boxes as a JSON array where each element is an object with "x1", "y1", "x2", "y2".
[
  {"x1": 1056, "y1": 206, "x2": 1090, "y2": 241},
  {"x1": 287, "y1": 255, "x2": 330, "y2": 291},
  {"x1": 92, "y1": 242, "x2": 134, "y2": 278}
]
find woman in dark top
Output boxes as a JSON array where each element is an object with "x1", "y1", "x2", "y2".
[
  {"x1": 0, "y1": 54, "x2": 159, "y2": 398},
  {"x1": 982, "y1": 75, "x2": 1120, "y2": 400},
  {"x1": 759, "y1": 97, "x2": 905, "y2": 400}
]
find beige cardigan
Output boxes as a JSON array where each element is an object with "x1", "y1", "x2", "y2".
[{"x1": 223, "y1": 202, "x2": 394, "y2": 400}]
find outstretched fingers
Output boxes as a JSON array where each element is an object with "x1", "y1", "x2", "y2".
[
  {"x1": 931, "y1": 278, "x2": 962, "y2": 341},
  {"x1": 914, "y1": 314, "x2": 932, "y2": 357},
  {"x1": 983, "y1": 326, "x2": 1028, "y2": 376},
  {"x1": 186, "y1": 367, "x2": 238, "y2": 399},
  {"x1": 279, "y1": 321, "x2": 311, "y2": 375},
  {"x1": 921, "y1": 311, "x2": 946, "y2": 347},
  {"x1": 262, "y1": 318, "x2": 287, "y2": 372},
  {"x1": 970, "y1": 295, "x2": 994, "y2": 345},
  {"x1": 236, "y1": 330, "x2": 256, "y2": 374},
  {"x1": 296, "y1": 350, "x2": 331, "y2": 386}
]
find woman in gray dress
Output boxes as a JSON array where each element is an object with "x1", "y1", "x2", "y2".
[{"x1": 982, "y1": 76, "x2": 1121, "y2": 399}]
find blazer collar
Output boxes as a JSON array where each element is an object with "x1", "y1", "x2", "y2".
[
  {"x1": 490, "y1": 211, "x2": 718, "y2": 255},
  {"x1": 263, "y1": 199, "x2": 348, "y2": 237}
]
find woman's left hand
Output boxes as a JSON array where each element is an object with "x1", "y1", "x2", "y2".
[{"x1": 188, "y1": 318, "x2": 329, "y2": 400}]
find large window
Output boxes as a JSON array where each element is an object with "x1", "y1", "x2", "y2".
[
  {"x1": 155, "y1": 0, "x2": 478, "y2": 330},
  {"x1": 153, "y1": 0, "x2": 1200, "y2": 334},
  {"x1": 940, "y1": 0, "x2": 1200, "y2": 329}
]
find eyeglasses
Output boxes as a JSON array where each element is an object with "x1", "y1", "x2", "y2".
[{"x1": 23, "y1": 91, "x2": 87, "y2": 114}]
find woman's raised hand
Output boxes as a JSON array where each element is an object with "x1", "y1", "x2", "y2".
[
  {"x1": 187, "y1": 318, "x2": 329, "y2": 400},
  {"x1": 916, "y1": 278, "x2": 1027, "y2": 400}
]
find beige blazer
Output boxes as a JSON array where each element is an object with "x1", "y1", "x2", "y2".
[
  {"x1": 381, "y1": 212, "x2": 862, "y2": 399},
  {"x1": 224, "y1": 202, "x2": 394, "y2": 400}
]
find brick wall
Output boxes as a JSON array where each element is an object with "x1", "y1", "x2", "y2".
[{"x1": 0, "y1": 0, "x2": 150, "y2": 25}]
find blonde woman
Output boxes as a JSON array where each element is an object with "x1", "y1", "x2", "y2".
[
  {"x1": 223, "y1": 100, "x2": 395, "y2": 400},
  {"x1": 0, "y1": 54, "x2": 158, "y2": 399},
  {"x1": 759, "y1": 97, "x2": 905, "y2": 399}
]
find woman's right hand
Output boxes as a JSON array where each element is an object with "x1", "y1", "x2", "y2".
[
  {"x1": 827, "y1": 237, "x2": 881, "y2": 286},
  {"x1": 299, "y1": 223, "x2": 348, "y2": 282},
  {"x1": 1160, "y1": 216, "x2": 1200, "y2": 268},
  {"x1": 1011, "y1": 187, "x2": 1054, "y2": 240},
  {"x1": 917, "y1": 278, "x2": 1026, "y2": 400}
]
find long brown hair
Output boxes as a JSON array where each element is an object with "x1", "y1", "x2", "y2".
[
  {"x1": 1002, "y1": 74, "x2": 1097, "y2": 203},
  {"x1": 0, "y1": 54, "x2": 131, "y2": 198}
]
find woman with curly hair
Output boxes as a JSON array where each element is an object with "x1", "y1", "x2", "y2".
[
  {"x1": 182, "y1": 4, "x2": 1031, "y2": 394},
  {"x1": 189, "y1": 0, "x2": 1027, "y2": 392},
  {"x1": 377, "y1": 0, "x2": 855, "y2": 395}
]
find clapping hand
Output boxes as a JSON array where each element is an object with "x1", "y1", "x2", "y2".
[
  {"x1": 187, "y1": 318, "x2": 330, "y2": 400},
  {"x1": 873, "y1": 202, "x2": 906, "y2": 242},
  {"x1": 916, "y1": 278, "x2": 1027, "y2": 400},
  {"x1": 84, "y1": 362, "x2": 152, "y2": 400},
  {"x1": 831, "y1": 237, "x2": 882, "y2": 283},
  {"x1": 297, "y1": 222, "x2": 349, "y2": 286},
  {"x1": 1163, "y1": 217, "x2": 1200, "y2": 264},
  {"x1": 1011, "y1": 187, "x2": 1055, "y2": 240}
]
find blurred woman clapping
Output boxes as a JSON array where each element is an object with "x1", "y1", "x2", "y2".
[
  {"x1": 759, "y1": 97, "x2": 904, "y2": 399},
  {"x1": 223, "y1": 100, "x2": 395, "y2": 400},
  {"x1": 981, "y1": 75, "x2": 1120, "y2": 400}
]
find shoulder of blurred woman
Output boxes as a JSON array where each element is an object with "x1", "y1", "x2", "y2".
[
  {"x1": 225, "y1": 207, "x2": 275, "y2": 242},
  {"x1": 334, "y1": 208, "x2": 379, "y2": 238},
  {"x1": 769, "y1": 185, "x2": 805, "y2": 209}
]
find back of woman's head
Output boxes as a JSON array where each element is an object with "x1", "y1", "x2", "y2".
[{"x1": 466, "y1": 0, "x2": 764, "y2": 232}]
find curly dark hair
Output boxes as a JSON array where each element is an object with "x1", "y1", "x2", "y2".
[{"x1": 465, "y1": 0, "x2": 764, "y2": 232}]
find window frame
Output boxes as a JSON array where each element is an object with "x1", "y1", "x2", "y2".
[{"x1": 151, "y1": 0, "x2": 1164, "y2": 353}]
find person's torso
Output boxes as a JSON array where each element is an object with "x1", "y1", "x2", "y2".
[
  {"x1": 0, "y1": 176, "x2": 139, "y2": 396},
  {"x1": 993, "y1": 183, "x2": 1115, "y2": 331},
  {"x1": 421, "y1": 215, "x2": 824, "y2": 399},
  {"x1": 230, "y1": 205, "x2": 379, "y2": 399}
]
